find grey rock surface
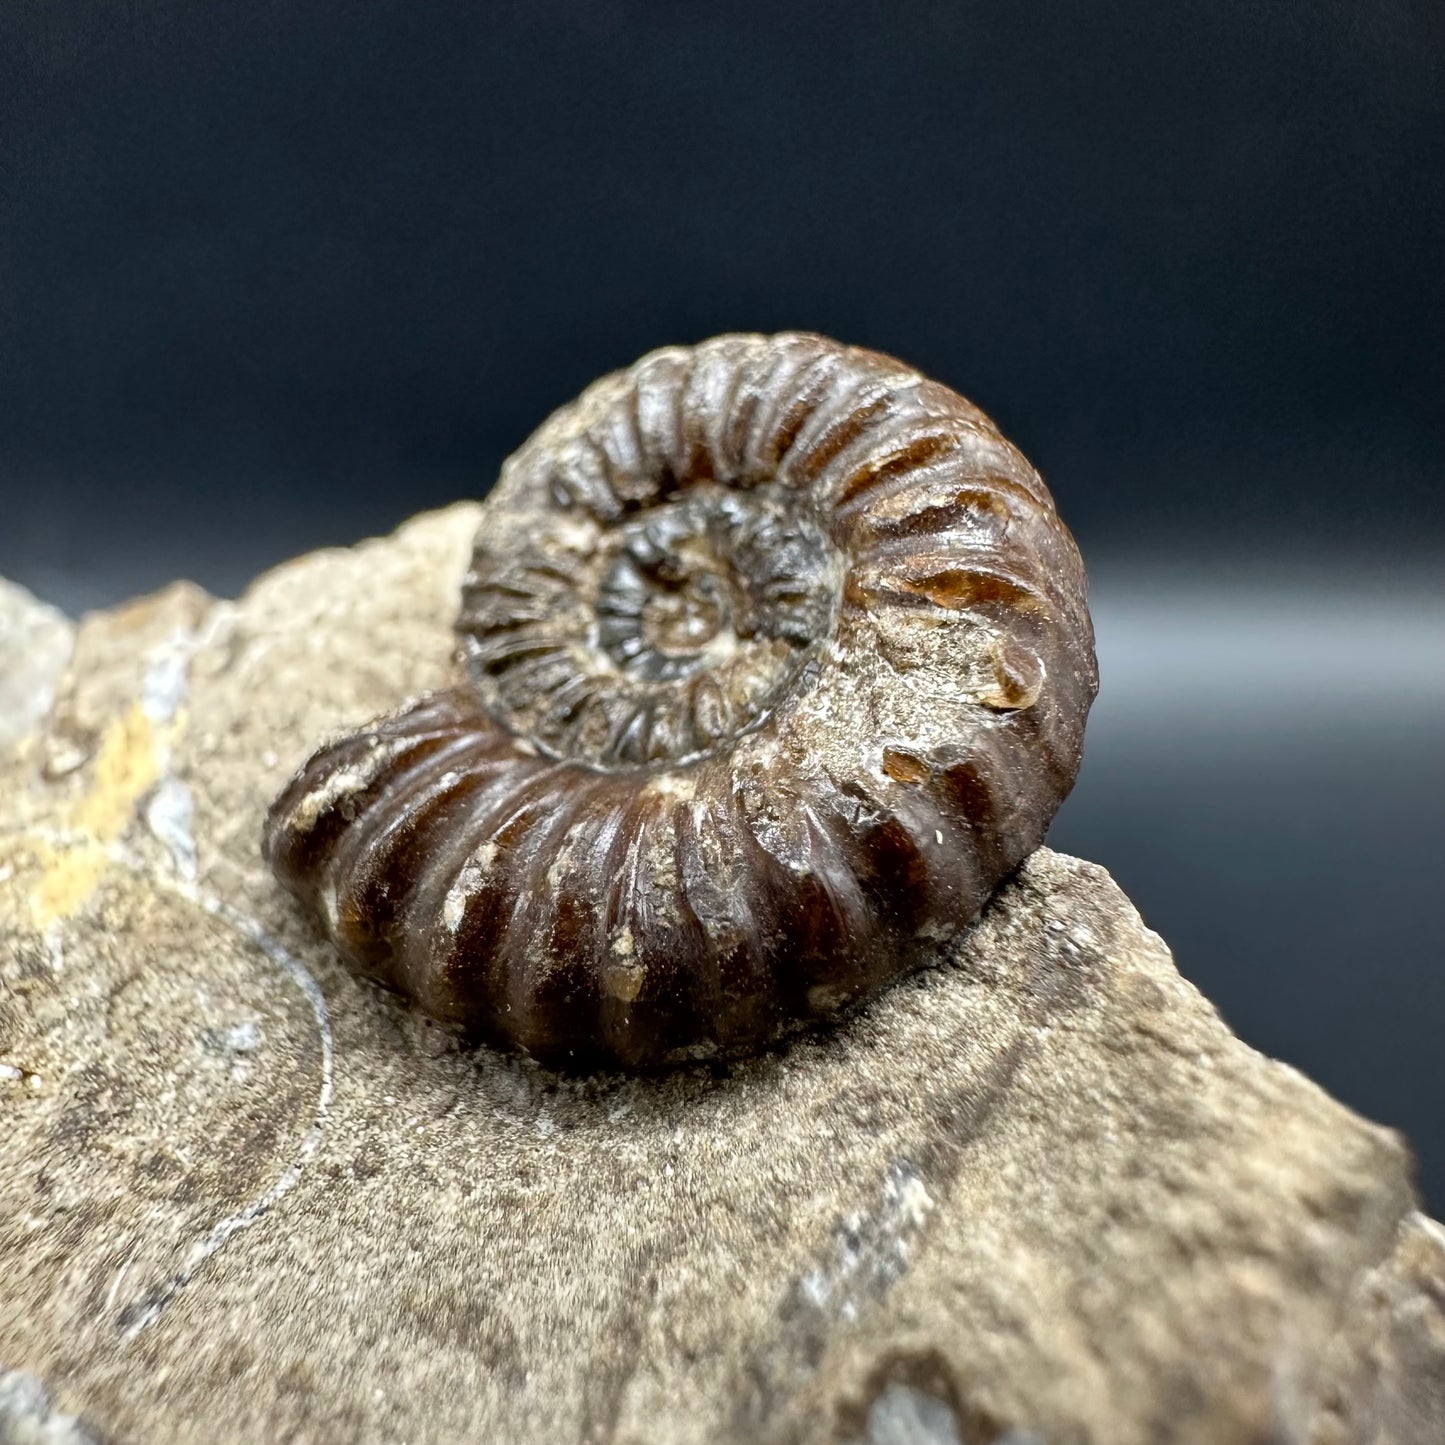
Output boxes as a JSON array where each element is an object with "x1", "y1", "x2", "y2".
[
  {"x1": 1, "y1": 505, "x2": 1441, "y2": 1444},
  {"x1": 0, "y1": 1368, "x2": 103, "y2": 1445},
  {"x1": 0, "y1": 578, "x2": 73, "y2": 749}
]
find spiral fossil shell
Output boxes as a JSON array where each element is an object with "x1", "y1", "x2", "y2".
[{"x1": 263, "y1": 333, "x2": 1098, "y2": 1068}]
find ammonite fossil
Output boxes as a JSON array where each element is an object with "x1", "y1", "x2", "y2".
[{"x1": 263, "y1": 333, "x2": 1097, "y2": 1069}]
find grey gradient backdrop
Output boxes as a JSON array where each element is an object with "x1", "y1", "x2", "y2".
[{"x1": 2, "y1": 1, "x2": 1442, "y2": 1205}]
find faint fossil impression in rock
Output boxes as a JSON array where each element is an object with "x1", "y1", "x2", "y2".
[{"x1": 263, "y1": 333, "x2": 1098, "y2": 1068}]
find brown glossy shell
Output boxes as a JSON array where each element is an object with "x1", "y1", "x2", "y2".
[{"x1": 263, "y1": 333, "x2": 1097, "y2": 1069}]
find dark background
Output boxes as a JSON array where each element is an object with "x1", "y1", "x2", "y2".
[{"x1": 2, "y1": 3, "x2": 1441, "y2": 1203}]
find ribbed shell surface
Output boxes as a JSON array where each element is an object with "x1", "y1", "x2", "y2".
[{"x1": 263, "y1": 333, "x2": 1098, "y2": 1069}]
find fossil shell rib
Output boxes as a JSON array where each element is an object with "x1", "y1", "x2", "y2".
[{"x1": 263, "y1": 333, "x2": 1097, "y2": 1069}]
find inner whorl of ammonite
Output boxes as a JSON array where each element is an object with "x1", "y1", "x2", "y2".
[
  {"x1": 458, "y1": 483, "x2": 841, "y2": 767},
  {"x1": 263, "y1": 331, "x2": 1099, "y2": 1072}
]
